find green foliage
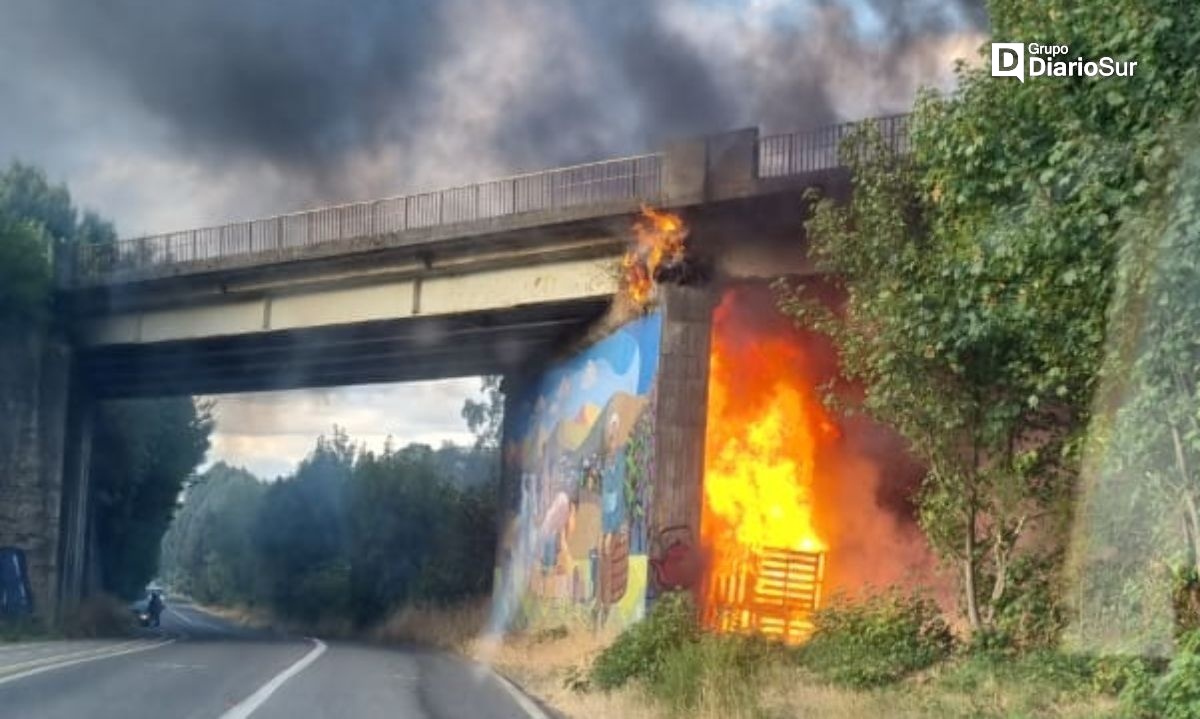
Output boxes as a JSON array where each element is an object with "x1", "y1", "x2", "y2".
[
  {"x1": 92, "y1": 398, "x2": 213, "y2": 599},
  {"x1": 972, "y1": 553, "x2": 1070, "y2": 653},
  {"x1": 0, "y1": 162, "x2": 78, "y2": 243},
  {"x1": 0, "y1": 214, "x2": 51, "y2": 323},
  {"x1": 780, "y1": 0, "x2": 1200, "y2": 636},
  {"x1": 1076, "y1": 128, "x2": 1200, "y2": 646},
  {"x1": 650, "y1": 633, "x2": 776, "y2": 715},
  {"x1": 0, "y1": 161, "x2": 204, "y2": 603},
  {"x1": 159, "y1": 463, "x2": 268, "y2": 604},
  {"x1": 161, "y1": 427, "x2": 499, "y2": 626},
  {"x1": 1120, "y1": 631, "x2": 1200, "y2": 718},
  {"x1": 461, "y1": 376, "x2": 504, "y2": 452},
  {"x1": 793, "y1": 589, "x2": 953, "y2": 688},
  {"x1": 590, "y1": 591, "x2": 699, "y2": 691},
  {"x1": 1092, "y1": 654, "x2": 1157, "y2": 697}
]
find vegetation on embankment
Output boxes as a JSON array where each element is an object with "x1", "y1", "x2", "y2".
[{"x1": 498, "y1": 591, "x2": 1200, "y2": 719}]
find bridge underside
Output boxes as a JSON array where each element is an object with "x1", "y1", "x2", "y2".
[{"x1": 79, "y1": 298, "x2": 609, "y2": 398}]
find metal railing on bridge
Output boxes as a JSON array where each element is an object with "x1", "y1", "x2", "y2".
[
  {"x1": 757, "y1": 113, "x2": 910, "y2": 178},
  {"x1": 72, "y1": 153, "x2": 664, "y2": 283},
  {"x1": 71, "y1": 113, "x2": 911, "y2": 284}
]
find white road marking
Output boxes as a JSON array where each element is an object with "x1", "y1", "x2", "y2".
[
  {"x1": 490, "y1": 669, "x2": 550, "y2": 719},
  {"x1": 218, "y1": 638, "x2": 327, "y2": 719},
  {"x1": 0, "y1": 640, "x2": 142, "y2": 675},
  {"x1": 0, "y1": 639, "x2": 174, "y2": 686},
  {"x1": 168, "y1": 606, "x2": 199, "y2": 628}
]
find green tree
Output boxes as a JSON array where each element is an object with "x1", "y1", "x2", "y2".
[
  {"x1": 0, "y1": 213, "x2": 51, "y2": 323},
  {"x1": 253, "y1": 428, "x2": 355, "y2": 621},
  {"x1": 779, "y1": 0, "x2": 1200, "y2": 635},
  {"x1": 91, "y1": 398, "x2": 213, "y2": 598},
  {"x1": 461, "y1": 376, "x2": 504, "y2": 451},
  {"x1": 160, "y1": 463, "x2": 267, "y2": 604}
]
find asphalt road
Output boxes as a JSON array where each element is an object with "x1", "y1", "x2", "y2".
[{"x1": 0, "y1": 601, "x2": 542, "y2": 719}]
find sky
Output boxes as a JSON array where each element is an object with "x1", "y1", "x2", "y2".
[{"x1": 0, "y1": 0, "x2": 984, "y2": 479}]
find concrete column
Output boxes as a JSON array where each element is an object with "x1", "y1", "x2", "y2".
[
  {"x1": 661, "y1": 127, "x2": 760, "y2": 207},
  {"x1": 0, "y1": 328, "x2": 73, "y2": 619},
  {"x1": 649, "y1": 285, "x2": 715, "y2": 559},
  {"x1": 56, "y1": 384, "x2": 94, "y2": 613}
]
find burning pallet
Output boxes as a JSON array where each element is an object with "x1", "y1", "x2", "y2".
[{"x1": 704, "y1": 547, "x2": 825, "y2": 644}]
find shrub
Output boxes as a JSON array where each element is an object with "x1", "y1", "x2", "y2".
[
  {"x1": 59, "y1": 595, "x2": 133, "y2": 638},
  {"x1": 1120, "y1": 630, "x2": 1200, "y2": 719},
  {"x1": 987, "y1": 553, "x2": 1070, "y2": 653},
  {"x1": 1092, "y1": 654, "x2": 1156, "y2": 697},
  {"x1": 651, "y1": 633, "x2": 775, "y2": 714},
  {"x1": 589, "y1": 591, "x2": 698, "y2": 690},
  {"x1": 794, "y1": 589, "x2": 953, "y2": 688},
  {"x1": 1172, "y1": 567, "x2": 1200, "y2": 635}
]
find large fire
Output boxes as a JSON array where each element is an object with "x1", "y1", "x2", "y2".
[
  {"x1": 620, "y1": 207, "x2": 687, "y2": 306},
  {"x1": 701, "y1": 288, "x2": 839, "y2": 642}
]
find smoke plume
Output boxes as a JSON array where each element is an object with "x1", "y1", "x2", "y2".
[{"x1": 0, "y1": 0, "x2": 985, "y2": 234}]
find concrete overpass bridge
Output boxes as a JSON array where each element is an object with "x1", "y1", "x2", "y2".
[{"x1": 2, "y1": 114, "x2": 909, "y2": 617}]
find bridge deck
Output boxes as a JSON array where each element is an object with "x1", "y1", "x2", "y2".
[{"x1": 62, "y1": 114, "x2": 908, "y2": 288}]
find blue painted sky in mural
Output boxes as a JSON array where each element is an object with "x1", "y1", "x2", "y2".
[{"x1": 513, "y1": 311, "x2": 662, "y2": 442}]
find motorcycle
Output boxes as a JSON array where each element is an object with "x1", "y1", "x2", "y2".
[{"x1": 133, "y1": 607, "x2": 153, "y2": 627}]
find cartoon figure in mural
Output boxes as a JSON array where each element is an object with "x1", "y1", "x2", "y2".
[
  {"x1": 493, "y1": 311, "x2": 663, "y2": 632},
  {"x1": 596, "y1": 411, "x2": 630, "y2": 626}
]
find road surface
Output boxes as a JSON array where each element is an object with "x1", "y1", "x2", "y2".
[{"x1": 0, "y1": 601, "x2": 543, "y2": 719}]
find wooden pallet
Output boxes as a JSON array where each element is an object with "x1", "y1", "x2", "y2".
[{"x1": 705, "y1": 547, "x2": 825, "y2": 643}]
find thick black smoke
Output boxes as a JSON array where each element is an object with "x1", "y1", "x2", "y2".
[{"x1": 1, "y1": 0, "x2": 986, "y2": 226}]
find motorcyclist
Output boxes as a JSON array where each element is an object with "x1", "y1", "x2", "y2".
[{"x1": 147, "y1": 590, "x2": 164, "y2": 628}]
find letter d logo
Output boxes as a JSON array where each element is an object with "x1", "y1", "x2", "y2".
[{"x1": 991, "y1": 42, "x2": 1025, "y2": 82}]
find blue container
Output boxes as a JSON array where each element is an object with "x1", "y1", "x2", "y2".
[{"x1": 0, "y1": 547, "x2": 34, "y2": 617}]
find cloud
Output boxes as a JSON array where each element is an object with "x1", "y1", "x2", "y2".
[
  {"x1": 202, "y1": 379, "x2": 480, "y2": 479},
  {"x1": 581, "y1": 360, "x2": 599, "y2": 390}
]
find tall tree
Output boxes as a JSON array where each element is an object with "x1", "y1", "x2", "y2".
[
  {"x1": 779, "y1": 0, "x2": 1200, "y2": 635},
  {"x1": 91, "y1": 398, "x2": 213, "y2": 598},
  {"x1": 461, "y1": 376, "x2": 504, "y2": 451},
  {"x1": 0, "y1": 161, "x2": 211, "y2": 599}
]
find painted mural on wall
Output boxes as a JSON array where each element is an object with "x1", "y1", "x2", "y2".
[{"x1": 494, "y1": 311, "x2": 662, "y2": 632}]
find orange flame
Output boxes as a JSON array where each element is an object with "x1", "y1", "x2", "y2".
[
  {"x1": 701, "y1": 288, "x2": 839, "y2": 642},
  {"x1": 620, "y1": 207, "x2": 687, "y2": 306}
]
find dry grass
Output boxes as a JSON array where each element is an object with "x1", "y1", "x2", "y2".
[
  {"x1": 372, "y1": 600, "x2": 490, "y2": 652},
  {"x1": 474, "y1": 622, "x2": 1121, "y2": 719},
  {"x1": 190, "y1": 601, "x2": 276, "y2": 630},
  {"x1": 470, "y1": 623, "x2": 670, "y2": 719},
  {"x1": 58, "y1": 594, "x2": 133, "y2": 638}
]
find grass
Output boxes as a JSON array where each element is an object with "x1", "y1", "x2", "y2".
[
  {"x1": 372, "y1": 599, "x2": 489, "y2": 652},
  {"x1": 183, "y1": 596, "x2": 1128, "y2": 718},
  {"x1": 57, "y1": 595, "x2": 136, "y2": 638},
  {"x1": 482, "y1": 623, "x2": 1123, "y2": 719}
]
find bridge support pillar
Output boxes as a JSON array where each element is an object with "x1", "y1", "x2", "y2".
[
  {"x1": 649, "y1": 285, "x2": 715, "y2": 571},
  {"x1": 0, "y1": 328, "x2": 77, "y2": 619},
  {"x1": 56, "y1": 386, "x2": 94, "y2": 614}
]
